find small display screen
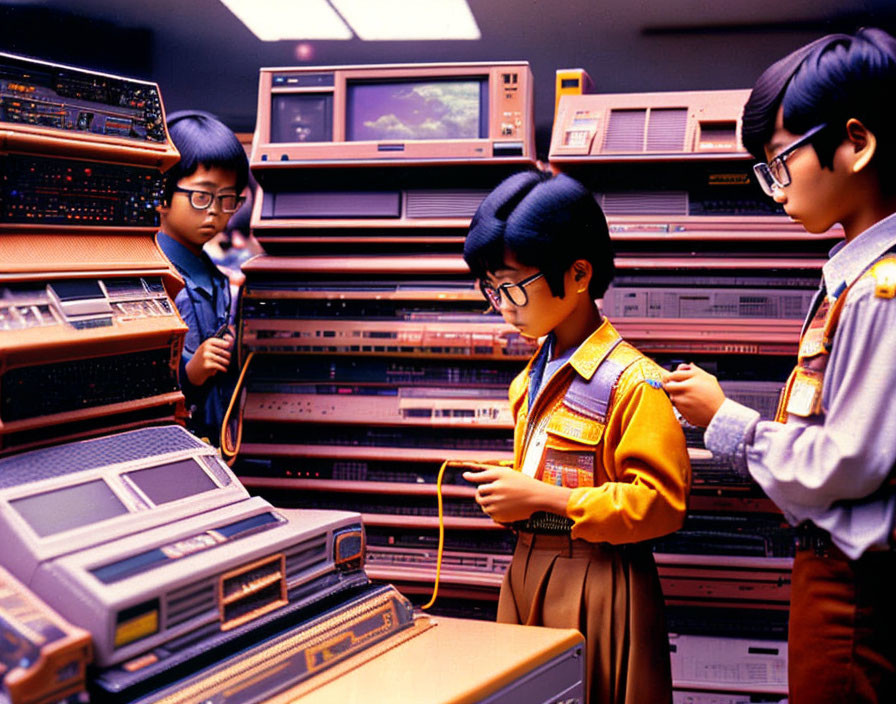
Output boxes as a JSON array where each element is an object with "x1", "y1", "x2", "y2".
[
  {"x1": 271, "y1": 93, "x2": 333, "y2": 143},
  {"x1": 11, "y1": 480, "x2": 128, "y2": 537},
  {"x1": 125, "y1": 458, "x2": 217, "y2": 505},
  {"x1": 48, "y1": 279, "x2": 104, "y2": 302},
  {"x1": 347, "y1": 78, "x2": 488, "y2": 142}
]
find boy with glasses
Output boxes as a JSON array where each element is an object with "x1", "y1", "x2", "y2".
[
  {"x1": 462, "y1": 171, "x2": 690, "y2": 704},
  {"x1": 157, "y1": 110, "x2": 249, "y2": 445},
  {"x1": 664, "y1": 28, "x2": 896, "y2": 703}
]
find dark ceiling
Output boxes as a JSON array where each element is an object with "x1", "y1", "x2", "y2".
[{"x1": 2, "y1": 0, "x2": 894, "y2": 158}]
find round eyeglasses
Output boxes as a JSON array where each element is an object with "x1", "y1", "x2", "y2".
[
  {"x1": 753, "y1": 123, "x2": 827, "y2": 197},
  {"x1": 479, "y1": 272, "x2": 544, "y2": 309},
  {"x1": 173, "y1": 186, "x2": 246, "y2": 213}
]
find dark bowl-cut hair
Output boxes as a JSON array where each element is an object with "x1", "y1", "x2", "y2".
[
  {"x1": 162, "y1": 110, "x2": 250, "y2": 205},
  {"x1": 463, "y1": 170, "x2": 614, "y2": 300},
  {"x1": 742, "y1": 28, "x2": 896, "y2": 184}
]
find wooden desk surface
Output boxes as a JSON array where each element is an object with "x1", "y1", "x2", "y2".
[{"x1": 274, "y1": 616, "x2": 584, "y2": 704}]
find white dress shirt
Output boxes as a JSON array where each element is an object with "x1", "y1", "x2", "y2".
[{"x1": 705, "y1": 212, "x2": 896, "y2": 559}]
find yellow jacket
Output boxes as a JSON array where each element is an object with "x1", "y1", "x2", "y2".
[{"x1": 509, "y1": 318, "x2": 690, "y2": 544}]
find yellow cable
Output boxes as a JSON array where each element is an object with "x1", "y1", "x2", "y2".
[
  {"x1": 420, "y1": 460, "x2": 504, "y2": 611},
  {"x1": 420, "y1": 459, "x2": 450, "y2": 610},
  {"x1": 220, "y1": 350, "x2": 255, "y2": 465}
]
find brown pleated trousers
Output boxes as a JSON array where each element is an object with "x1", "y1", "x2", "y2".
[
  {"x1": 788, "y1": 547, "x2": 896, "y2": 703},
  {"x1": 497, "y1": 532, "x2": 673, "y2": 704}
]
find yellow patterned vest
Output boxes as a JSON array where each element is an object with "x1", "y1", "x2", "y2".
[{"x1": 775, "y1": 254, "x2": 896, "y2": 423}]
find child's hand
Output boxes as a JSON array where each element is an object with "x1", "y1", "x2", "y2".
[
  {"x1": 185, "y1": 332, "x2": 234, "y2": 386},
  {"x1": 662, "y1": 363, "x2": 726, "y2": 428},
  {"x1": 463, "y1": 467, "x2": 566, "y2": 524}
]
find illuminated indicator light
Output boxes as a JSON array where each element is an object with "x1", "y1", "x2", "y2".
[
  {"x1": 122, "y1": 652, "x2": 159, "y2": 672},
  {"x1": 114, "y1": 609, "x2": 158, "y2": 648}
]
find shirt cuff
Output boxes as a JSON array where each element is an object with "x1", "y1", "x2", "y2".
[{"x1": 704, "y1": 398, "x2": 761, "y2": 477}]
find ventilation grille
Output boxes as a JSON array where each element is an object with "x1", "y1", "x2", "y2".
[
  {"x1": 283, "y1": 535, "x2": 329, "y2": 583},
  {"x1": 165, "y1": 580, "x2": 216, "y2": 629},
  {"x1": 220, "y1": 554, "x2": 287, "y2": 631},
  {"x1": 603, "y1": 109, "x2": 646, "y2": 152},
  {"x1": 598, "y1": 191, "x2": 689, "y2": 216},
  {"x1": 647, "y1": 108, "x2": 688, "y2": 151},
  {"x1": 405, "y1": 190, "x2": 491, "y2": 219},
  {"x1": 602, "y1": 107, "x2": 688, "y2": 153}
]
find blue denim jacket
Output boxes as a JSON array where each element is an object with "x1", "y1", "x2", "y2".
[{"x1": 157, "y1": 231, "x2": 237, "y2": 444}]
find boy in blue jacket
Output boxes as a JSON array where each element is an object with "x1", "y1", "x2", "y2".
[{"x1": 156, "y1": 110, "x2": 249, "y2": 445}]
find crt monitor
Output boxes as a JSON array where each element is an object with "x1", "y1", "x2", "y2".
[
  {"x1": 253, "y1": 62, "x2": 534, "y2": 164},
  {"x1": 270, "y1": 77, "x2": 489, "y2": 144}
]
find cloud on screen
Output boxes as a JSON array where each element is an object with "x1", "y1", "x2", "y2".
[{"x1": 362, "y1": 82, "x2": 480, "y2": 139}]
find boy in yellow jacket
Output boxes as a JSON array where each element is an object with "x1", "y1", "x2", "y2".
[{"x1": 462, "y1": 171, "x2": 690, "y2": 704}]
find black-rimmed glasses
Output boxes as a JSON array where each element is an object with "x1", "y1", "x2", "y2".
[
  {"x1": 173, "y1": 186, "x2": 246, "y2": 213},
  {"x1": 479, "y1": 272, "x2": 544, "y2": 309},
  {"x1": 753, "y1": 123, "x2": 827, "y2": 196}
]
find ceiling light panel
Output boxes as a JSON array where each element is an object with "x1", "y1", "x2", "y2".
[
  {"x1": 220, "y1": 0, "x2": 353, "y2": 41},
  {"x1": 330, "y1": 0, "x2": 481, "y2": 40}
]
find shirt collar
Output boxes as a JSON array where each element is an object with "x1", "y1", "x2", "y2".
[
  {"x1": 521, "y1": 316, "x2": 623, "y2": 381},
  {"x1": 822, "y1": 212, "x2": 896, "y2": 298},
  {"x1": 156, "y1": 231, "x2": 217, "y2": 296},
  {"x1": 527, "y1": 317, "x2": 622, "y2": 384}
]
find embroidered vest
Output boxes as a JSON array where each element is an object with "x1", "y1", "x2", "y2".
[
  {"x1": 775, "y1": 254, "x2": 896, "y2": 423},
  {"x1": 520, "y1": 335, "x2": 644, "y2": 488},
  {"x1": 514, "y1": 335, "x2": 645, "y2": 534}
]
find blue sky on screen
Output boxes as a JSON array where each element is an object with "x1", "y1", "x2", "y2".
[{"x1": 349, "y1": 80, "x2": 482, "y2": 141}]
